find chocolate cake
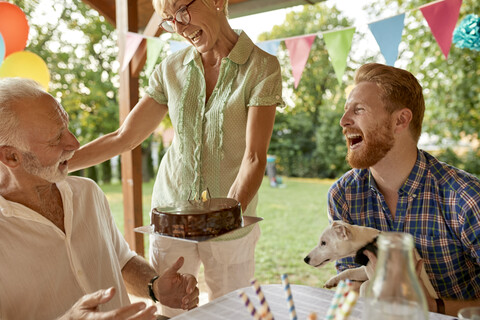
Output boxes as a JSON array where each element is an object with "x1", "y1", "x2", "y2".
[{"x1": 151, "y1": 198, "x2": 242, "y2": 238}]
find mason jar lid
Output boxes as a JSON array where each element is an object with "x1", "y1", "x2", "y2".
[{"x1": 378, "y1": 232, "x2": 414, "y2": 250}]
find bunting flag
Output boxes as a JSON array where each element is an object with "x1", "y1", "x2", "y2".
[
  {"x1": 145, "y1": 38, "x2": 164, "y2": 76},
  {"x1": 121, "y1": 32, "x2": 143, "y2": 71},
  {"x1": 285, "y1": 35, "x2": 316, "y2": 88},
  {"x1": 323, "y1": 27, "x2": 355, "y2": 84},
  {"x1": 169, "y1": 40, "x2": 190, "y2": 53},
  {"x1": 368, "y1": 13, "x2": 405, "y2": 66},
  {"x1": 257, "y1": 39, "x2": 281, "y2": 56},
  {"x1": 420, "y1": 0, "x2": 463, "y2": 58},
  {"x1": 121, "y1": 0, "x2": 464, "y2": 87}
]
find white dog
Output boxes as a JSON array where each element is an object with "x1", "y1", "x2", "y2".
[{"x1": 304, "y1": 220, "x2": 438, "y2": 298}]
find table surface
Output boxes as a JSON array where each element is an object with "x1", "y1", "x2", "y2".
[{"x1": 171, "y1": 284, "x2": 456, "y2": 320}]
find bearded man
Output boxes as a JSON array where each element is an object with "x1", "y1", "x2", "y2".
[
  {"x1": 327, "y1": 63, "x2": 480, "y2": 316},
  {"x1": 0, "y1": 78, "x2": 199, "y2": 320}
]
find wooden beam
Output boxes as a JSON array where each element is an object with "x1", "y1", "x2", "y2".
[
  {"x1": 143, "y1": 12, "x2": 162, "y2": 37},
  {"x1": 82, "y1": 0, "x2": 116, "y2": 26},
  {"x1": 228, "y1": 0, "x2": 326, "y2": 18},
  {"x1": 130, "y1": 39, "x2": 147, "y2": 78},
  {"x1": 131, "y1": 12, "x2": 162, "y2": 77},
  {"x1": 116, "y1": 0, "x2": 144, "y2": 256}
]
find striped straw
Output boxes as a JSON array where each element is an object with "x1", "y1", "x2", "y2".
[
  {"x1": 251, "y1": 278, "x2": 275, "y2": 320},
  {"x1": 345, "y1": 279, "x2": 352, "y2": 291},
  {"x1": 239, "y1": 291, "x2": 261, "y2": 320},
  {"x1": 281, "y1": 273, "x2": 298, "y2": 320},
  {"x1": 335, "y1": 290, "x2": 359, "y2": 320},
  {"x1": 324, "y1": 280, "x2": 347, "y2": 320},
  {"x1": 336, "y1": 279, "x2": 351, "y2": 311}
]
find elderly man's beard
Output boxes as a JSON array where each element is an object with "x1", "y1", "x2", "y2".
[
  {"x1": 21, "y1": 151, "x2": 74, "y2": 183},
  {"x1": 346, "y1": 121, "x2": 394, "y2": 169}
]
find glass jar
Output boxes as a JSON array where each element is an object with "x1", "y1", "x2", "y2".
[{"x1": 363, "y1": 232, "x2": 429, "y2": 320}]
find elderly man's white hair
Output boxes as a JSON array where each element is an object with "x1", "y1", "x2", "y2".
[{"x1": 0, "y1": 78, "x2": 46, "y2": 150}]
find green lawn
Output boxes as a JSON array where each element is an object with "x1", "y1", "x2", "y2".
[{"x1": 99, "y1": 176, "x2": 337, "y2": 289}]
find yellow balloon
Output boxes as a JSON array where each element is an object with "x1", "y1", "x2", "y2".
[{"x1": 0, "y1": 51, "x2": 50, "y2": 90}]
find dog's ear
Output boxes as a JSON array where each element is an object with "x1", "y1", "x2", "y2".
[{"x1": 332, "y1": 222, "x2": 351, "y2": 240}]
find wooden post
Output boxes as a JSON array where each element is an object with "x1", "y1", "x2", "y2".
[{"x1": 115, "y1": 0, "x2": 144, "y2": 256}]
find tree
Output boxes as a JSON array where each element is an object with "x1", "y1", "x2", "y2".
[
  {"x1": 387, "y1": 0, "x2": 479, "y2": 175},
  {"x1": 373, "y1": 0, "x2": 480, "y2": 142},
  {"x1": 15, "y1": 0, "x2": 171, "y2": 182},
  {"x1": 259, "y1": 4, "x2": 356, "y2": 178},
  {"x1": 260, "y1": 0, "x2": 480, "y2": 178},
  {"x1": 15, "y1": 0, "x2": 120, "y2": 181}
]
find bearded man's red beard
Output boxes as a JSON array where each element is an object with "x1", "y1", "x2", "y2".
[{"x1": 345, "y1": 120, "x2": 394, "y2": 169}]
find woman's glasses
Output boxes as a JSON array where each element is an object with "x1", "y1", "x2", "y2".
[{"x1": 159, "y1": 0, "x2": 197, "y2": 33}]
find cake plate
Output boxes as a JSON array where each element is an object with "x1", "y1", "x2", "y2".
[{"x1": 134, "y1": 216, "x2": 263, "y2": 243}]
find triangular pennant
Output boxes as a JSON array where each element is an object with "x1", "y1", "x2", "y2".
[
  {"x1": 122, "y1": 32, "x2": 144, "y2": 71},
  {"x1": 368, "y1": 14, "x2": 405, "y2": 66},
  {"x1": 322, "y1": 27, "x2": 356, "y2": 84},
  {"x1": 169, "y1": 40, "x2": 190, "y2": 53},
  {"x1": 420, "y1": 0, "x2": 462, "y2": 58},
  {"x1": 145, "y1": 38, "x2": 164, "y2": 76},
  {"x1": 285, "y1": 35, "x2": 316, "y2": 88},
  {"x1": 256, "y1": 40, "x2": 281, "y2": 56}
]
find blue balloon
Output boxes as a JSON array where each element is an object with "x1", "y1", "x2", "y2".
[{"x1": 0, "y1": 32, "x2": 5, "y2": 66}]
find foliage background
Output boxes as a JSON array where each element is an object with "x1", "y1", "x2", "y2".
[
  {"x1": 260, "y1": 0, "x2": 479, "y2": 179},
  {"x1": 13, "y1": 0, "x2": 480, "y2": 182},
  {"x1": 10, "y1": 0, "x2": 479, "y2": 299}
]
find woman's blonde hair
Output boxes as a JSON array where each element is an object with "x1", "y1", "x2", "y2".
[
  {"x1": 153, "y1": 0, "x2": 229, "y2": 18},
  {"x1": 354, "y1": 63, "x2": 425, "y2": 142}
]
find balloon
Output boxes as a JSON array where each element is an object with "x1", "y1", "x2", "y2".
[
  {"x1": 0, "y1": 51, "x2": 50, "y2": 90},
  {"x1": 0, "y1": 32, "x2": 5, "y2": 65},
  {"x1": 0, "y1": 2, "x2": 29, "y2": 57}
]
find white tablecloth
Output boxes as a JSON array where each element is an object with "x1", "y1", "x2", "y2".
[{"x1": 171, "y1": 284, "x2": 455, "y2": 320}]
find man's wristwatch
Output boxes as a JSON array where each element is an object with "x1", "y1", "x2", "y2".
[
  {"x1": 435, "y1": 298, "x2": 445, "y2": 314},
  {"x1": 148, "y1": 275, "x2": 160, "y2": 303}
]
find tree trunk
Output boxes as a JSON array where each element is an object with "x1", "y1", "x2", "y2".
[
  {"x1": 101, "y1": 160, "x2": 112, "y2": 184},
  {"x1": 142, "y1": 142, "x2": 155, "y2": 182},
  {"x1": 86, "y1": 166, "x2": 98, "y2": 182}
]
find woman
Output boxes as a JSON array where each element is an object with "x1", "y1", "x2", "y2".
[{"x1": 69, "y1": 0, "x2": 284, "y2": 316}]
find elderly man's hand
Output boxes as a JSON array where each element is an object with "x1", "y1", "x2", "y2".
[
  {"x1": 60, "y1": 287, "x2": 157, "y2": 320},
  {"x1": 154, "y1": 257, "x2": 199, "y2": 310}
]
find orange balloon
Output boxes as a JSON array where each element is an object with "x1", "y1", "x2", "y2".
[{"x1": 0, "y1": 2, "x2": 29, "y2": 57}]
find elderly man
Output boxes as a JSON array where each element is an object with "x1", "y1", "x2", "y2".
[
  {"x1": 328, "y1": 63, "x2": 480, "y2": 316},
  {"x1": 0, "y1": 78, "x2": 199, "y2": 320}
]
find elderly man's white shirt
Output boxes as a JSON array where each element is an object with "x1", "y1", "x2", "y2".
[{"x1": 0, "y1": 176, "x2": 136, "y2": 320}]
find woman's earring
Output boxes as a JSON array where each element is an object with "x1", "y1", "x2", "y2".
[{"x1": 216, "y1": 7, "x2": 220, "y2": 11}]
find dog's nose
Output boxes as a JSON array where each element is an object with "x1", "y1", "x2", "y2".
[{"x1": 304, "y1": 256, "x2": 310, "y2": 264}]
